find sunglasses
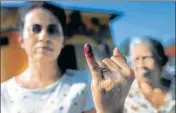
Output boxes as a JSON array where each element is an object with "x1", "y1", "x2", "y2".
[{"x1": 32, "y1": 24, "x2": 61, "y2": 35}]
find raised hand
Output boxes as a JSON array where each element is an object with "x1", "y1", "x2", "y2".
[{"x1": 84, "y1": 43, "x2": 134, "y2": 113}]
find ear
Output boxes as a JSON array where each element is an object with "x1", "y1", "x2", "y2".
[{"x1": 18, "y1": 36, "x2": 24, "y2": 49}]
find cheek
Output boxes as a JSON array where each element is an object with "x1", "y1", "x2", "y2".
[
  {"x1": 22, "y1": 30, "x2": 38, "y2": 53},
  {"x1": 22, "y1": 39, "x2": 36, "y2": 55},
  {"x1": 53, "y1": 38, "x2": 64, "y2": 51},
  {"x1": 57, "y1": 37, "x2": 64, "y2": 46}
]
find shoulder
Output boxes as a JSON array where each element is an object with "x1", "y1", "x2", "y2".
[
  {"x1": 1, "y1": 78, "x2": 14, "y2": 92},
  {"x1": 1, "y1": 78, "x2": 15, "y2": 105},
  {"x1": 1, "y1": 78, "x2": 16, "y2": 99}
]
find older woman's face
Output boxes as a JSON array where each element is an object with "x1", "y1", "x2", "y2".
[
  {"x1": 20, "y1": 8, "x2": 64, "y2": 62},
  {"x1": 130, "y1": 43, "x2": 160, "y2": 85}
]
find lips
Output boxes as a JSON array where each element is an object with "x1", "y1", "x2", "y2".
[{"x1": 37, "y1": 46, "x2": 53, "y2": 51}]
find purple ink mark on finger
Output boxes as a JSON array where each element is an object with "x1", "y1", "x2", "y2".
[{"x1": 84, "y1": 43, "x2": 93, "y2": 58}]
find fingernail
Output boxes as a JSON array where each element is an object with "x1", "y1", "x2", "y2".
[
  {"x1": 84, "y1": 43, "x2": 90, "y2": 53},
  {"x1": 114, "y1": 48, "x2": 120, "y2": 56},
  {"x1": 84, "y1": 43, "x2": 93, "y2": 58},
  {"x1": 115, "y1": 48, "x2": 120, "y2": 53}
]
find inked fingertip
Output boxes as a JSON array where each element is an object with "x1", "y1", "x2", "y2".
[
  {"x1": 84, "y1": 43, "x2": 90, "y2": 53},
  {"x1": 84, "y1": 43, "x2": 93, "y2": 58}
]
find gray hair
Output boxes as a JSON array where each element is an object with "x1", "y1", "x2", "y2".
[{"x1": 129, "y1": 36, "x2": 168, "y2": 67}]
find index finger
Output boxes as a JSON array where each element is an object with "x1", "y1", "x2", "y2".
[{"x1": 84, "y1": 43, "x2": 102, "y2": 81}]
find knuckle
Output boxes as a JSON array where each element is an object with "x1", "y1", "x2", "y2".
[
  {"x1": 102, "y1": 58, "x2": 110, "y2": 62},
  {"x1": 111, "y1": 56, "x2": 121, "y2": 62},
  {"x1": 125, "y1": 68, "x2": 134, "y2": 79},
  {"x1": 129, "y1": 68, "x2": 135, "y2": 77},
  {"x1": 125, "y1": 68, "x2": 132, "y2": 75},
  {"x1": 129, "y1": 68, "x2": 134, "y2": 75},
  {"x1": 90, "y1": 64, "x2": 99, "y2": 71},
  {"x1": 126, "y1": 70, "x2": 131, "y2": 76},
  {"x1": 97, "y1": 61, "x2": 101, "y2": 65},
  {"x1": 97, "y1": 60, "x2": 101, "y2": 63},
  {"x1": 111, "y1": 56, "x2": 116, "y2": 60}
]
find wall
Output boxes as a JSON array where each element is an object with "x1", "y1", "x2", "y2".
[{"x1": 0, "y1": 31, "x2": 28, "y2": 82}]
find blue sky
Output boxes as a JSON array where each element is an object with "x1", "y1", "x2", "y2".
[{"x1": 1, "y1": 1, "x2": 175, "y2": 47}]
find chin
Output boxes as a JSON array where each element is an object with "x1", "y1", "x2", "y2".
[{"x1": 35, "y1": 55, "x2": 56, "y2": 63}]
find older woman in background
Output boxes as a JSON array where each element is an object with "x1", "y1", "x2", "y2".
[{"x1": 124, "y1": 37, "x2": 175, "y2": 113}]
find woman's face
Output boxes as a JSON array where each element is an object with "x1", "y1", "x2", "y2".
[
  {"x1": 20, "y1": 8, "x2": 64, "y2": 62},
  {"x1": 130, "y1": 43, "x2": 161, "y2": 86}
]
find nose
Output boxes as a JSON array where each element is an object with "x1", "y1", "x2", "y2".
[
  {"x1": 38, "y1": 30, "x2": 50, "y2": 43},
  {"x1": 137, "y1": 58, "x2": 145, "y2": 68}
]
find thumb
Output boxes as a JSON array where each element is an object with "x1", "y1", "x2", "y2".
[
  {"x1": 113, "y1": 48, "x2": 126, "y2": 62},
  {"x1": 84, "y1": 43, "x2": 102, "y2": 81},
  {"x1": 113, "y1": 48, "x2": 122, "y2": 57}
]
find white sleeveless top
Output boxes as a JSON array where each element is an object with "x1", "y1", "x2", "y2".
[{"x1": 1, "y1": 69, "x2": 94, "y2": 113}]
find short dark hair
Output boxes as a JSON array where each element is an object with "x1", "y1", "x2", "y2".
[{"x1": 19, "y1": 1, "x2": 66, "y2": 32}]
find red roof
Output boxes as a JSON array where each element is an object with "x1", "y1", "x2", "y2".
[{"x1": 165, "y1": 46, "x2": 175, "y2": 56}]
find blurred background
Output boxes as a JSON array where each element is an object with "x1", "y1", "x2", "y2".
[{"x1": 0, "y1": 1, "x2": 175, "y2": 82}]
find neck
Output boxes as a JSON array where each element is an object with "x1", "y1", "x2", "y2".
[
  {"x1": 18, "y1": 58, "x2": 61, "y2": 88},
  {"x1": 30, "y1": 60, "x2": 61, "y2": 79}
]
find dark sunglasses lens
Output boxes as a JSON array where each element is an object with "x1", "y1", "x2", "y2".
[
  {"x1": 47, "y1": 24, "x2": 59, "y2": 35},
  {"x1": 32, "y1": 24, "x2": 42, "y2": 33}
]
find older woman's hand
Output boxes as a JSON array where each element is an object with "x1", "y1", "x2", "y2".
[{"x1": 84, "y1": 43, "x2": 134, "y2": 113}]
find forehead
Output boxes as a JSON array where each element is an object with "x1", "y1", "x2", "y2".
[
  {"x1": 131, "y1": 43, "x2": 153, "y2": 57},
  {"x1": 24, "y1": 8, "x2": 59, "y2": 26}
]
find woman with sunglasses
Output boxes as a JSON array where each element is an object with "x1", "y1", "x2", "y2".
[{"x1": 1, "y1": 2, "x2": 95, "y2": 113}]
